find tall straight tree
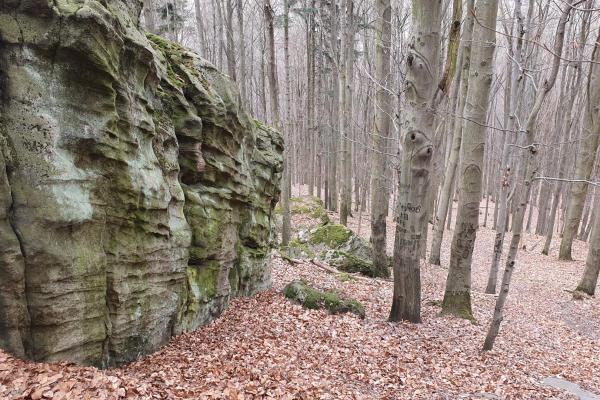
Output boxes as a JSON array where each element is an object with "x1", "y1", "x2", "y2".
[
  {"x1": 339, "y1": 0, "x2": 354, "y2": 226},
  {"x1": 389, "y1": 0, "x2": 441, "y2": 323},
  {"x1": 574, "y1": 30, "x2": 600, "y2": 295},
  {"x1": 485, "y1": 0, "x2": 526, "y2": 294},
  {"x1": 560, "y1": 29, "x2": 600, "y2": 261},
  {"x1": 225, "y1": 0, "x2": 237, "y2": 80},
  {"x1": 370, "y1": 0, "x2": 393, "y2": 278},
  {"x1": 236, "y1": 0, "x2": 246, "y2": 101},
  {"x1": 484, "y1": 0, "x2": 576, "y2": 350},
  {"x1": 264, "y1": 0, "x2": 290, "y2": 246},
  {"x1": 429, "y1": 0, "x2": 475, "y2": 266},
  {"x1": 327, "y1": 0, "x2": 339, "y2": 213},
  {"x1": 576, "y1": 200, "x2": 600, "y2": 295},
  {"x1": 442, "y1": 0, "x2": 499, "y2": 318}
]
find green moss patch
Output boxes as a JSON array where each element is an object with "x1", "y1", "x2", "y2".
[
  {"x1": 308, "y1": 224, "x2": 352, "y2": 247},
  {"x1": 283, "y1": 280, "x2": 365, "y2": 318},
  {"x1": 337, "y1": 272, "x2": 357, "y2": 283},
  {"x1": 441, "y1": 291, "x2": 476, "y2": 323},
  {"x1": 326, "y1": 250, "x2": 375, "y2": 277},
  {"x1": 275, "y1": 196, "x2": 329, "y2": 225}
]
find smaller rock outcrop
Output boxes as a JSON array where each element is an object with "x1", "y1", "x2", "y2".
[
  {"x1": 284, "y1": 219, "x2": 387, "y2": 277},
  {"x1": 283, "y1": 280, "x2": 365, "y2": 318}
]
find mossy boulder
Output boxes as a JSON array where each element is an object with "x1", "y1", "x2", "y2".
[
  {"x1": 323, "y1": 249, "x2": 375, "y2": 276},
  {"x1": 0, "y1": 1, "x2": 282, "y2": 367},
  {"x1": 282, "y1": 238, "x2": 316, "y2": 259},
  {"x1": 283, "y1": 280, "x2": 365, "y2": 318},
  {"x1": 308, "y1": 224, "x2": 353, "y2": 247},
  {"x1": 281, "y1": 222, "x2": 387, "y2": 278},
  {"x1": 276, "y1": 196, "x2": 329, "y2": 226}
]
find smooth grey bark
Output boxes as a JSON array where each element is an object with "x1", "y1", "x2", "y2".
[
  {"x1": 442, "y1": 0, "x2": 499, "y2": 319},
  {"x1": 370, "y1": 0, "x2": 393, "y2": 278},
  {"x1": 213, "y1": 0, "x2": 225, "y2": 70},
  {"x1": 143, "y1": 0, "x2": 156, "y2": 32},
  {"x1": 543, "y1": 56, "x2": 584, "y2": 255},
  {"x1": 485, "y1": 0, "x2": 525, "y2": 295},
  {"x1": 236, "y1": 0, "x2": 246, "y2": 101},
  {"x1": 576, "y1": 205, "x2": 599, "y2": 296},
  {"x1": 484, "y1": 0, "x2": 574, "y2": 350},
  {"x1": 429, "y1": 0, "x2": 474, "y2": 266},
  {"x1": 327, "y1": 0, "x2": 339, "y2": 212},
  {"x1": 390, "y1": 0, "x2": 441, "y2": 323},
  {"x1": 280, "y1": 0, "x2": 292, "y2": 246},
  {"x1": 307, "y1": 0, "x2": 316, "y2": 197},
  {"x1": 339, "y1": 0, "x2": 354, "y2": 226},
  {"x1": 224, "y1": 0, "x2": 237, "y2": 81},
  {"x1": 560, "y1": 29, "x2": 600, "y2": 260}
]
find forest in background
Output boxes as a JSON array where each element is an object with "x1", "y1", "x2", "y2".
[
  {"x1": 1, "y1": 0, "x2": 600, "y2": 397},
  {"x1": 141, "y1": 0, "x2": 600, "y2": 343}
]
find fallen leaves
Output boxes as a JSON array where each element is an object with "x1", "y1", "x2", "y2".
[{"x1": 0, "y1": 195, "x2": 598, "y2": 399}]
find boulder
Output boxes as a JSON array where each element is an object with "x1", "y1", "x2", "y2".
[
  {"x1": 287, "y1": 223, "x2": 385, "y2": 277},
  {"x1": 0, "y1": 1, "x2": 282, "y2": 367},
  {"x1": 275, "y1": 196, "x2": 329, "y2": 227},
  {"x1": 283, "y1": 280, "x2": 365, "y2": 318}
]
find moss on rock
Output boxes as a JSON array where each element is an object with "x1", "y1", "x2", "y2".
[
  {"x1": 283, "y1": 280, "x2": 365, "y2": 318},
  {"x1": 308, "y1": 224, "x2": 352, "y2": 248},
  {"x1": 276, "y1": 196, "x2": 329, "y2": 226},
  {"x1": 325, "y1": 250, "x2": 375, "y2": 276},
  {"x1": 0, "y1": 4, "x2": 282, "y2": 367}
]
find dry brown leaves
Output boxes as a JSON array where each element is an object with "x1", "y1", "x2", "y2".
[{"x1": 1, "y1": 190, "x2": 598, "y2": 399}]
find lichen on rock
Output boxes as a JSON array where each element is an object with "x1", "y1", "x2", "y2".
[{"x1": 0, "y1": 0, "x2": 282, "y2": 367}]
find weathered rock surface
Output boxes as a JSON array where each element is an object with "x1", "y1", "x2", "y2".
[
  {"x1": 285, "y1": 220, "x2": 386, "y2": 277},
  {"x1": 0, "y1": 0, "x2": 282, "y2": 367}
]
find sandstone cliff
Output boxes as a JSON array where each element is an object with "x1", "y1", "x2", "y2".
[{"x1": 0, "y1": 0, "x2": 283, "y2": 367}]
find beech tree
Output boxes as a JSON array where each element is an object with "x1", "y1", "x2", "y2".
[
  {"x1": 389, "y1": 0, "x2": 441, "y2": 323},
  {"x1": 574, "y1": 28, "x2": 600, "y2": 295},
  {"x1": 484, "y1": 0, "x2": 576, "y2": 350},
  {"x1": 560, "y1": 27, "x2": 600, "y2": 261},
  {"x1": 442, "y1": 0, "x2": 499, "y2": 318},
  {"x1": 370, "y1": 0, "x2": 392, "y2": 278}
]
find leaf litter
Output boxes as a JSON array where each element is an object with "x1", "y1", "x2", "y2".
[{"x1": 0, "y1": 197, "x2": 598, "y2": 399}]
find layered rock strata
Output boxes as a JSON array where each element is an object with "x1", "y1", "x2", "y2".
[{"x1": 0, "y1": 0, "x2": 282, "y2": 367}]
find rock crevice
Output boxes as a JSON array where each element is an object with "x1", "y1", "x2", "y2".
[{"x1": 0, "y1": 0, "x2": 282, "y2": 367}]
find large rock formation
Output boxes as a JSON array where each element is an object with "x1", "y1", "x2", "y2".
[{"x1": 0, "y1": 0, "x2": 283, "y2": 367}]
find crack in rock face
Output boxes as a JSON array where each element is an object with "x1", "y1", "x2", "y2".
[{"x1": 0, "y1": 0, "x2": 283, "y2": 367}]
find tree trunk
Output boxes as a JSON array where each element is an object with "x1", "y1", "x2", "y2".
[
  {"x1": 264, "y1": 0, "x2": 289, "y2": 247},
  {"x1": 485, "y1": 0, "x2": 524, "y2": 295},
  {"x1": 339, "y1": 0, "x2": 354, "y2": 226},
  {"x1": 559, "y1": 30, "x2": 600, "y2": 260},
  {"x1": 429, "y1": 0, "x2": 474, "y2": 265},
  {"x1": 484, "y1": 0, "x2": 574, "y2": 350},
  {"x1": 389, "y1": 0, "x2": 441, "y2": 323},
  {"x1": 236, "y1": 0, "x2": 246, "y2": 101},
  {"x1": 225, "y1": 0, "x2": 237, "y2": 81},
  {"x1": 576, "y1": 205, "x2": 600, "y2": 295},
  {"x1": 327, "y1": 0, "x2": 339, "y2": 212},
  {"x1": 442, "y1": 0, "x2": 498, "y2": 319},
  {"x1": 143, "y1": 0, "x2": 156, "y2": 32},
  {"x1": 370, "y1": 0, "x2": 393, "y2": 278},
  {"x1": 193, "y1": 0, "x2": 207, "y2": 56}
]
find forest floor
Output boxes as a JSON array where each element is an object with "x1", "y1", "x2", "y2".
[{"x1": 1, "y1": 189, "x2": 599, "y2": 399}]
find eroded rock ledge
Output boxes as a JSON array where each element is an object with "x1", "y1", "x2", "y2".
[{"x1": 0, "y1": 0, "x2": 282, "y2": 367}]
